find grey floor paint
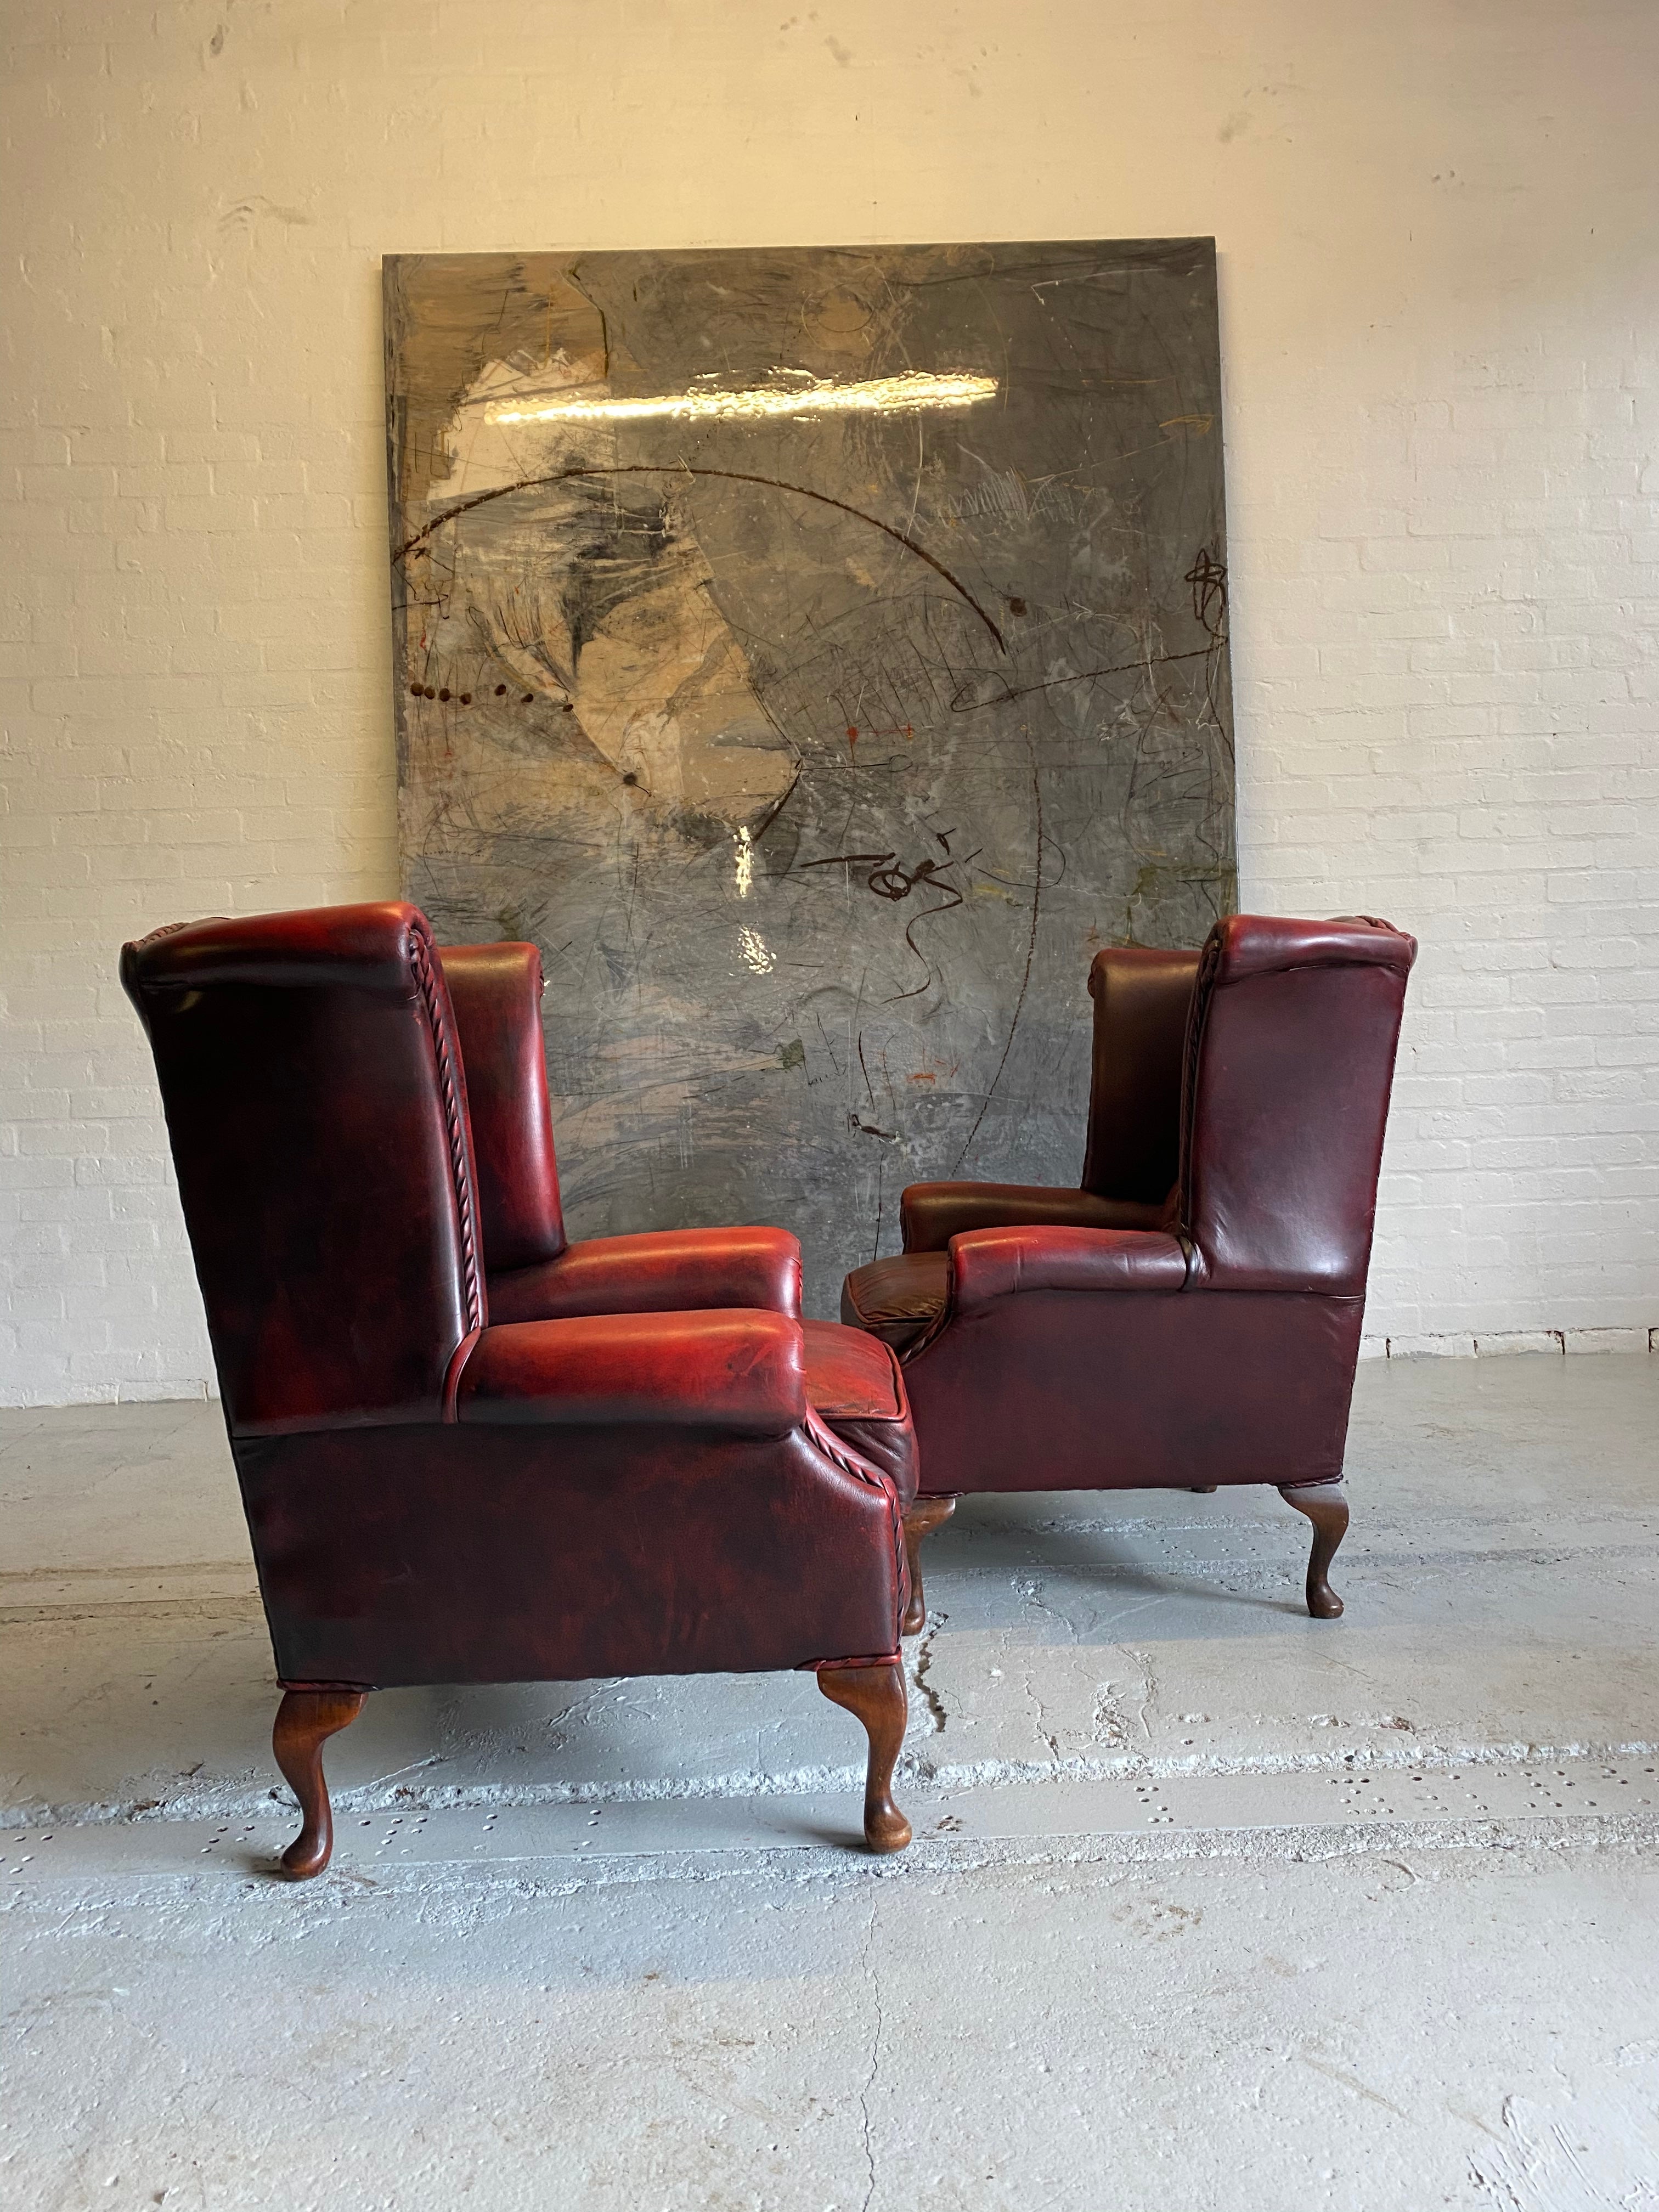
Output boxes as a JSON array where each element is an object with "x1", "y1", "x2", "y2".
[{"x1": 3, "y1": 1353, "x2": 1656, "y2": 2209}]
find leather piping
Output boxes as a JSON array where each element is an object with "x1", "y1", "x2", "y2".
[
  {"x1": 802, "y1": 1407, "x2": 909, "y2": 1643},
  {"x1": 408, "y1": 922, "x2": 484, "y2": 1336},
  {"x1": 441, "y1": 1328, "x2": 482, "y2": 1421},
  {"x1": 1176, "y1": 926, "x2": 1224, "y2": 1253}
]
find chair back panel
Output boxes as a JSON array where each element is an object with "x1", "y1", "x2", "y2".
[
  {"x1": 1082, "y1": 946, "x2": 1202, "y2": 1204},
  {"x1": 122, "y1": 902, "x2": 482, "y2": 1435},
  {"x1": 1179, "y1": 915, "x2": 1417, "y2": 1294},
  {"x1": 438, "y1": 942, "x2": 567, "y2": 1272}
]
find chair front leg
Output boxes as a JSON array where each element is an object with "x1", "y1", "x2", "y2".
[
  {"x1": 900, "y1": 1495, "x2": 958, "y2": 1635},
  {"x1": 272, "y1": 1686, "x2": 367, "y2": 1878},
  {"x1": 1278, "y1": 1482, "x2": 1350, "y2": 1619},
  {"x1": 817, "y1": 1661, "x2": 912, "y2": 1853}
]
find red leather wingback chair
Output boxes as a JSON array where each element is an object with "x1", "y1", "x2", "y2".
[
  {"x1": 122, "y1": 902, "x2": 918, "y2": 1876},
  {"x1": 840, "y1": 915, "x2": 1417, "y2": 1628}
]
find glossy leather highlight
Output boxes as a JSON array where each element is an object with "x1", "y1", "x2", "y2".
[
  {"x1": 235, "y1": 1419, "x2": 905, "y2": 1686},
  {"x1": 900, "y1": 1290, "x2": 1367, "y2": 1494},
  {"x1": 949, "y1": 1226, "x2": 1187, "y2": 1309},
  {"x1": 899, "y1": 1182, "x2": 1166, "y2": 1253},
  {"x1": 456, "y1": 1310, "x2": 808, "y2": 1432},
  {"x1": 840, "y1": 915, "x2": 1416, "y2": 1517},
  {"x1": 489, "y1": 1227, "x2": 803, "y2": 1325},
  {"x1": 1180, "y1": 915, "x2": 1416, "y2": 1294},
  {"x1": 800, "y1": 1319, "x2": 918, "y2": 1509},
  {"x1": 121, "y1": 900, "x2": 918, "y2": 1695},
  {"x1": 1081, "y1": 945, "x2": 1200, "y2": 1205},
  {"x1": 121, "y1": 902, "x2": 480, "y2": 1435},
  {"x1": 438, "y1": 941, "x2": 567, "y2": 1271}
]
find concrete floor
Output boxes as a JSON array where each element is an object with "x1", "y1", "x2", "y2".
[{"x1": 2, "y1": 1355, "x2": 1656, "y2": 2210}]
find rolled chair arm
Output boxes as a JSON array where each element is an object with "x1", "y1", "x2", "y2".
[
  {"x1": 455, "y1": 1310, "x2": 808, "y2": 1433},
  {"x1": 949, "y1": 1226, "x2": 1187, "y2": 1311},
  {"x1": 900, "y1": 1182, "x2": 1167, "y2": 1253},
  {"x1": 488, "y1": 1226, "x2": 803, "y2": 1324}
]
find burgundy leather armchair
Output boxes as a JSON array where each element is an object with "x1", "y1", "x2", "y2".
[
  {"x1": 840, "y1": 915, "x2": 1417, "y2": 1627},
  {"x1": 122, "y1": 902, "x2": 918, "y2": 1876}
]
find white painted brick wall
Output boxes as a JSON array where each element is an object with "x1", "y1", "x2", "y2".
[{"x1": 3, "y1": 0, "x2": 1655, "y2": 1402}]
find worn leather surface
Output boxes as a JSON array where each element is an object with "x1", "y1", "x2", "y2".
[
  {"x1": 236, "y1": 1419, "x2": 905, "y2": 1685},
  {"x1": 840, "y1": 1252, "x2": 951, "y2": 1353},
  {"x1": 844, "y1": 1228, "x2": 1184, "y2": 1352},
  {"x1": 842, "y1": 914, "x2": 1414, "y2": 1500},
  {"x1": 800, "y1": 1319, "x2": 917, "y2": 1508},
  {"x1": 121, "y1": 902, "x2": 480, "y2": 1435},
  {"x1": 1199, "y1": 912, "x2": 1414, "y2": 984},
  {"x1": 438, "y1": 942, "x2": 567, "y2": 1271},
  {"x1": 950, "y1": 1226, "x2": 1187, "y2": 1308},
  {"x1": 126, "y1": 898, "x2": 915, "y2": 1691},
  {"x1": 489, "y1": 1226, "x2": 803, "y2": 1324},
  {"x1": 456, "y1": 1310, "x2": 808, "y2": 1432},
  {"x1": 1082, "y1": 946, "x2": 1201, "y2": 1204},
  {"x1": 439, "y1": 938, "x2": 804, "y2": 1323},
  {"x1": 902, "y1": 1290, "x2": 1367, "y2": 1495},
  {"x1": 899, "y1": 1183, "x2": 1165, "y2": 1254},
  {"x1": 1180, "y1": 915, "x2": 1417, "y2": 1294}
]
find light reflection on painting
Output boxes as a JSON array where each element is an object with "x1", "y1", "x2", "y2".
[{"x1": 385, "y1": 241, "x2": 1235, "y2": 1313}]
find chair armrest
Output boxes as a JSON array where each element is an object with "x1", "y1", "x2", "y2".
[
  {"x1": 949, "y1": 1227, "x2": 1187, "y2": 1312},
  {"x1": 455, "y1": 1310, "x2": 808, "y2": 1432},
  {"x1": 487, "y1": 1226, "x2": 803, "y2": 1324},
  {"x1": 901, "y1": 1182, "x2": 1166, "y2": 1253}
]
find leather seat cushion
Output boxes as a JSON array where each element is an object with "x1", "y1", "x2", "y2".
[
  {"x1": 839, "y1": 1252, "x2": 950, "y2": 1356},
  {"x1": 801, "y1": 1318, "x2": 917, "y2": 1507}
]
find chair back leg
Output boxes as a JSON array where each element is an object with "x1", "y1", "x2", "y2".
[
  {"x1": 272, "y1": 1687, "x2": 368, "y2": 1878},
  {"x1": 900, "y1": 1496, "x2": 958, "y2": 1636},
  {"x1": 817, "y1": 1662, "x2": 912, "y2": 1852},
  {"x1": 1279, "y1": 1482, "x2": 1351, "y2": 1619}
]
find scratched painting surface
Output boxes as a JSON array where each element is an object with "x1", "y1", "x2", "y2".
[{"x1": 386, "y1": 241, "x2": 1234, "y2": 1314}]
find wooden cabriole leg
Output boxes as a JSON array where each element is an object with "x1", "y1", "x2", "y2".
[
  {"x1": 1278, "y1": 1482, "x2": 1351, "y2": 1620},
  {"x1": 817, "y1": 1660, "x2": 912, "y2": 1854},
  {"x1": 900, "y1": 1494, "x2": 958, "y2": 1636},
  {"x1": 272, "y1": 1686, "x2": 366, "y2": 1879}
]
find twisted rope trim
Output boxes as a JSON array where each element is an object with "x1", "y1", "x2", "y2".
[
  {"x1": 802, "y1": 1407, "x2": 911, "y2": 1642},
  {"x1": 408, "y1": 923, "x2": 484, "y2": 1336},
  {"x1": 129, "y1": 916, "x2": 216, "y2": 953}
]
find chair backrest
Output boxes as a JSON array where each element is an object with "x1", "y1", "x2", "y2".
[
  {"x1": 438, "y1": 941, "x2": 567, "y2": 1274},
  {"x1": 1082, "y1": 946, "x2": 1202, "y2": 1207},
  {"x1": 1177, "y1": 915, "x2": 1417, "y2": 1294},
  {"x1": 122, "y1": 902, "x2": 484, "y2": 1435}
]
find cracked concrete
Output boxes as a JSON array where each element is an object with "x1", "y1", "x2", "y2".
[{"x1": 3, "y1": 1352, "x2": 1657, "y2": 2208}]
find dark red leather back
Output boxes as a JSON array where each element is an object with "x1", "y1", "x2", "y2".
[
  {"x1": 1180, "y1": 915, "x2": 1417, "y2": 1293},
  {"x1": 1081, "y1": 947, "x2": 1201, "y2": 1204},
  {"x1": 121, "y1": 902, "x2": 483, "y2": 1435},
  {"x1": 438, "y1": 943, "x2": 567, "y2": 1271}
]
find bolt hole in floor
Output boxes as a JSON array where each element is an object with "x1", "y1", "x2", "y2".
[{"x1": 2, "y1": 1353, "x2": 1657, "y2": 2208}]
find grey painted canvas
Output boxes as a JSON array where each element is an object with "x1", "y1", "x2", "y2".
[{"x1": 385, "y1": 240, "x2": 1235, "y2": 1316}]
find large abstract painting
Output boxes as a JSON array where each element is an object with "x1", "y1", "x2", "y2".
[{"x1": 385, "y1": 240, "x2": 1234, "y2": 1314}]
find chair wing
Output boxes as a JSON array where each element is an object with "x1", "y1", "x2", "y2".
[
  {"x1": 438, "y1": 941, "x2": 568, "y2": 1273},
  {"x1": 122, "y1": 902, "x2": 482, "y2": 1434},
  {"x1": 1179, "y1": 914, "x2": 1417, "y2": 1293},
  {"x1": 1081, "y1": 944, "x2": 1201, "y2": 1206}
]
